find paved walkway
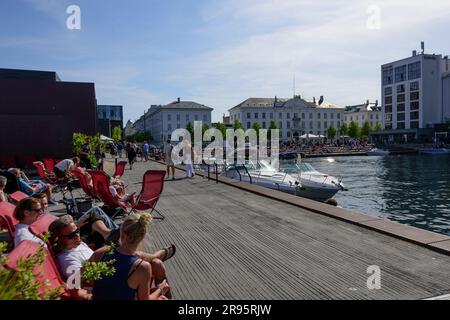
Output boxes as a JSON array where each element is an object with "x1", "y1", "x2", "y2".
[{"x1": 96, "y1": 159, "x2": 450, "y2": 299}]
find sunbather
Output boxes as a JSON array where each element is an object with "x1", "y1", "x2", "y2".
[
  {"x1": 48, "y1": 214, "x2": 175, "y2": 298},
  {"x1": 9, "y1": 168, "x2": 55, "y2": 205},
  {"x1": 13, "y1": 197, "x2": 47, "y2": 247}
]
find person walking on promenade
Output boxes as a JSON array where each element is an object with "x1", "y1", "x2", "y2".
[
  {"x1": 79, "y1": 139, "x2": 92, "y2": 169},
  {"x1": 164, "y1": 139, "x2": 175, "y2": 180},
  {"x1": 184, "y1": 143, "x2": 195, "y2": 178},
  {"x1": 117, "y1": 142, "x2": 124, "y2": 158},
  {"x1": 127, "y1": 143, "x2": 137, "y2": 170},
  {"x1": 143, "y1": 142, "x2": 149, "y2": 162}
]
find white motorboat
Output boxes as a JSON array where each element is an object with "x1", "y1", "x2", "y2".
[
  {"x1": 366, "y1": 148, "x2": 390, "y2": 156},
  {"x1": 419, "y1": 148, "x2": 450, "y2": 156},
  {"x1": 221, "y1": 160, "x2": 345, "y2": 202}
]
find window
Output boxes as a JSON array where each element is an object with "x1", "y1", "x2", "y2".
[
  {"x1": 110, "y1": 110, "x2": 115, "y2": 117},
  {"x1": 362, "y1": 115, "x2": 365, "y2": 121},
  {"x1": 397, "y1": 122, "x2": 405, "y2": 129},
  {"x1": 385, "y1": 105, "x2": 393, "y2": 113},
  {"x1": 270, "y1": 113, "x2": 273, "y2": 119},
  {"x1": 337, "y1": 121, "x2": 341, "y2": 128},
  {"x1": 203, "y1": 114, "x2": 207, "y2": 122},
  {"x1": 324, "y1": 113, "x2": 328, "y2": 119},
  {"x1": 294, "y1": 113, "x2": 298, "y2": 119},
  {"x1": 410, "y1": 81, "x2": 419, "y2": 91},
  {"x1": 385, "y1": 114, "x2": 392, "y2": 122},
  {"x1": 330, "y1": 113, "x2": 334, "y2": 119},
  {"x1": 370, "y1": 114, "x2": 373, "y2": 120},
  {"x1": 356, "y1": 116, "x2": 359, "y2": 121},
  {"x1": 309, "y1": 121, "x2": 313, "y2": 128},
  {"x1": 317, "y1": 113, "x2": 321, "y2": 119},
  {"x1": 410, "y1": 92, "x2": 419, "y2": 101},
  {"x1": 194, "y1": 114, "x2": 198, "y2": 121},
  {"x1": 301, "y1": 122, "x2": 305, "y2": 129},
  {"x1": 279, "y1": 113, "x2": 282, "y2": 119},
  {"x1": 254, "y1": 113, "x2": 259, "y2": 119},
  {"x1": 247, "y1": 113, "x2": 251, "y2": 119},
  {"x1": 262, "y1": 113, "x2": 266, "y2": 119},
  {"x1": 262, "y1": 122, "x2": 266, "y2": 129},
  {"x1": 384, "y1": 87, "x2": 393, "y2": 95},
  {"x1": 411, "y1": 121, "x2": 419, "y2": 129},
  {"x1": 397, "y1": 113, "x2": 405, "y2": 121},
  {"x1": 168, "y1": 124, "x2": 172, "y2": 131},
  {"x1": 186, "y1": 114, "x2": 190, "y2": 121},
  {"x1": 168, "y1": 114, "x2": 171, "y2": 121},
  {"x1": 286, "y1": 121, "x2": 290, "y2": 128},
  {"x1": 376, "y1": 114, "x2": 379, "y2": 119},
  {"x1": 397, "y1": 94, "x2": 405, "y2": 103},
  {"x1": 385, "y1": 96, "x2": 393, "y2": 104},
  {"x1": 397, "y1": 104, "x2": 405, "y2": 112},
  {"x1": 350, "y1": 116, "x2": 353, "y2": 121},
  {"x1": 410, "y1": 101, "x2": 419, "y2": 110},
  {"x1": 177, "y1": 123, "x2": 180, "y2": 129},
  {"x1": 317, "y1": 122, "x2": 321, "y2": 128},
  {"x1": 103, "y1": 111, "x2": 107, "y2": 119},
  {"x1": 177, "y1": 114, "x2": 180, "y2": 121},
  {"x1": 383, "y1": 67, "x2": 393, "y2": 85},
  {"x1": 279, "y1": 121, "x2": 283, "y2": 129},
  {"x1": 395, "y1": 65, "x2": 407, "y2": 83},
  {"x1": 410, "y1": 111, "x2": 419, "y2": 120},
  {"x1": 287, "y1": 113, "x2": 290, "y2": 119},
  {"x1": 337, "y1": 113, "x2": 341, "y2": 119},
  {"x1": 324, "y1": 121, "x2": 328, "y2": 128},
  {"x1": 397, "y1": 84, "x2": 405, "y2": 93},
  {"x1": 309, "y1": 113, "x2": 313, "y2": 119},
  {"x1": 408, "y1": 61, "x2": 421, "y2": 80},
  {"x1": 302, "y1": 113, "x2": 305, "y2": 119},
  {"x1": 247, "y1": 122, "x2": 251, "y2": 129},
  {"x1": 385, "y1": 123, "x2": 392, "y2": 130},
  {"x1": 287, "y1": 131, "x2": 291, "y2": 138}
]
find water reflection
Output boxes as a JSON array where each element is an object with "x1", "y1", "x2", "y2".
[{"x1": 282, "y1": 155, "x2": 450, "y2": 236}]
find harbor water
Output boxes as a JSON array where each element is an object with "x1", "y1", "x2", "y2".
[{"x1": 283, "y1": 154, "x2": 450, "y2": 236}]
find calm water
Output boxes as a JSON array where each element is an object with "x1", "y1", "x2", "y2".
[{"x1": 283, "y1": 155, "x2": 450, "y2": 236}]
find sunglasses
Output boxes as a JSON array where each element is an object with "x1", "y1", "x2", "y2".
[
  {"x1": 30, "y1": 208, "x2": 44, "y2": 213},
  {"x1": 62, "y1": 228, "x2": 80, "y2": 240}
]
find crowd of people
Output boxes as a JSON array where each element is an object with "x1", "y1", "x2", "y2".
[{"x1": 0, "y1": 152, "x2": 176, "y2": 300}]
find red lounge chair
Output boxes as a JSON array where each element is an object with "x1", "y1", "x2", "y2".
[
  {"x1": 29, "y1": 214, "x2": 57, "y2": 237},
  {"x1": 0, "y1": 201, "x2": 19, "y2": 239},
  {"x1": 43, "y1": 158, "x2": 55, "y2": 173},
  {"x1": 113, "y1": 161, "x2": 128, "y2": 178},
  {"x1": 9, "y1": 191, "x2": 29, "y2": 204},
  {"x1": 71, "y1": 167, "x2": 99, "y2": 201},
  {"x1": 89, "y1": 170, "x2": 132, "y2": 218},
  {"x1": 33, "y1": 161, "x2": 58, "y2": 184},
  {"x1": 133, "y1": 170, "x2": 166, "y2": 220},
  {"x1": 5, "y1": 240, "x2": 90, "y2": 300}
]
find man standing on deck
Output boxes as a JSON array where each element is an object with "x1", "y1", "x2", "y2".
[
  {"x1": 164, "y1": 139, "x2": 175, "y2": 180},
  {"x1": 143, "y1": 141, "x2": 149, "y2": 162}
]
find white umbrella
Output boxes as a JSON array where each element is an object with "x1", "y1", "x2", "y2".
[{"x1": 100, "y1": 135, "x2": 114, "y2": 142}]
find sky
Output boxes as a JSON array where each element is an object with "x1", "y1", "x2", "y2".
[{"x1": 1, "y1": 0, "x2": 450, "y2": 123}]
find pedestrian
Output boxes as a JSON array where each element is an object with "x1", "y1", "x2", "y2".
[
  {"x1": 184, "y1": 142, "x2": 195, "y2": 179},
  {"x1": 143, "y1": 142, "x2": 149, "y2": 162},
  {"x1": 79, "y1": 139, "x2": 92, "y2": 169},
  {"x1": 127, "y1": 143, "x2": 137, "y2": 170},
  {"x1": 164, "y1": 139, "x2": 175, "y2": 180}
]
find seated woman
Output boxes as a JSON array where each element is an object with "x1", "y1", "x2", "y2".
[
  {"x1": 0, "y1": 176, "x2": 7, "y2": 202},
  {"x1": 107, "y1": 175, "x2": 135, "y2": 206},
  {"x1": 13, "y1": 197, "x2": 47, "y2": 248},
  {"x1": 9, "y1": 168, "x2": 55, "y2": 205},
  {"x1": 54, "y1": 157, "x2": 80, "y2": 179},
  {"x1": 48, "y1": 214, "x2": 175, "y2": 297},
  {"x1": 92, "y1": 212, "x2": 171, "y2": 300}
]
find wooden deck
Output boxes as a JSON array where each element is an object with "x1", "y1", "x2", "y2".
[{"x1": 95, "y1": 159, "x2": 450, "y2": 299}]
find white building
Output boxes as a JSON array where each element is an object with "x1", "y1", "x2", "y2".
[
  {"x1": 378, "y1": 46, "x2": 450, "y2": 142},
  {"x1": 124, "y1": 120, "x2": 136, "y2": 137},
  {"x1": 134, "y1": 98, "x2": 213, "y2": 145},
  {"x1": 344, "y1": 100, "x2": 382, "y2": 128},
  {"x1": 229, "y1": 95, "x2": 345, "y2": 142}
]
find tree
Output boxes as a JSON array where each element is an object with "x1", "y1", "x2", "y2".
[
  {"x1": 340, "y1": 123, "x2": 349, "y2": 136},
  {"x1": 361, "y1": 121, "x2": 373, "y2": 138},
  {"x1": 112, "y1": 126, "x2": 122, "y2": 142},
  {"x1": 268, "y1": 121, "x2": 278, "y2": 140},
  {"x1": 233, "y1": 120, "x2": 244, "y2": 130},
  {"x1": 252, "y1": 122, "x2": 262, "y2": 143},
  {"x1": 374, "y1": 122, "x2": 383, "y2": 132},
  {"x1": 348, "y1": 121, "x2": 360, "y2": 138},
  {"x1": 186, "y1": 122, "x2": 194, "y2": 138},
  {"x1": 212, "y1": 122, "x2": 227, "y2": 137},
  {"x1": 202, "y1": 123, "x2": 210, "y2": 135},
  {"x1": 327, "y1": 125, "x2": 337, "y2": 139}
]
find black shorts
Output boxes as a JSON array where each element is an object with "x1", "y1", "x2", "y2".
[{"x1": 54, "y1": 167, "x2": 65, "y2": 178}]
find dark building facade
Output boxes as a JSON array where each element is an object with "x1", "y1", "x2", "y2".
[
  {"x1": 0, "y1": 68, "x2": 97, "y2": 167},
  {"x1": 96, "y1": 105, "x2": 123, "y2": 138}
]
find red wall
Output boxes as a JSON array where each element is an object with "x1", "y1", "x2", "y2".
[{"x1": 0, "y1": 79, "x2": 97, "y2": 167}]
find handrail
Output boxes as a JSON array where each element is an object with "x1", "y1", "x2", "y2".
[
  {"x1": 233, "y1": 164, "x2": 242, "y2": 181},
  {"x1": 241, "y1": 164, "x2": 252, "y2": 184}
]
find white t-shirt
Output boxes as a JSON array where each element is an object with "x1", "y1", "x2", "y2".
[
  {"x1": 57, "y1": 242, "x2": 94, "y2": 280},
  {"x1": 14, "y1": 224, "x2": 47, "y2": 248},
  {"x1": 55, "y1": 159, "x2": 75, "y2": 172}
]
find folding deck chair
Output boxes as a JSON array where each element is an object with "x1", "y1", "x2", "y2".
[
  {"x1": 29, "y1": 214, "x2": 57, "y2": 237},
  {"x1": 8, "y1": 191, "x2": 29, "y2": 204},
  {"x1": 0, "y1": 201, "x2": 19, "y2": 239},
  {"x1": 133, "y1": 170, "x2": 166, "y2": 220},
  {"x1": 113, "y1": 161, "x2": 128, "y2": 178}
]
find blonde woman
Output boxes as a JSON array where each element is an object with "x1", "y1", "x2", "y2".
[{"x1": 92, "y1": 212, "x2": 172, "y2": 300}]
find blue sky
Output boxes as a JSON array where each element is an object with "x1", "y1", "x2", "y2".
[{"x1": 1, "y1": 0, "x2": 450, "y2": 122}]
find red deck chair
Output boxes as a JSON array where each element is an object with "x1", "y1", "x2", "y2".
[
  {"x1": 33, "y1": 161, "x2": 58, "y2": 184},
  {"x1": 0, "y1": 201, "x2": 18, "y2": 239},
  {"x1": 9, "y1": 191, "x2": 29, "y2": 204},
  {"x1": 43, "y1": 158, "x2": 55, "y2": 173},
  {"x1": 89, "y1": 170, "x2": 131, "y2": 218},
  {"x1": 29, "y1": 214, "x2": 57, "y2": 237},
  {"x1": 72, "y1": 168, "x2": 99, "y2": 201},
  {"x1": 133, "y1": 170, "x2": 166, "y2": 220},
  {"x1": 5, "y1": 240, "x2": 89, "y2": 300},
  {"x1": 113, "y1": 161, "x2": 128, "y2": 178}
]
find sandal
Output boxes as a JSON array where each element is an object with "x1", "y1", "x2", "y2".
[{"x1": 161, "y1": 244, "x2": 176, "y2": 262}]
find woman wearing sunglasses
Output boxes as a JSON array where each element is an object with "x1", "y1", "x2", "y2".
[{"x1": 13, "y1": 197, "x2": 47, "y2": 248}]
